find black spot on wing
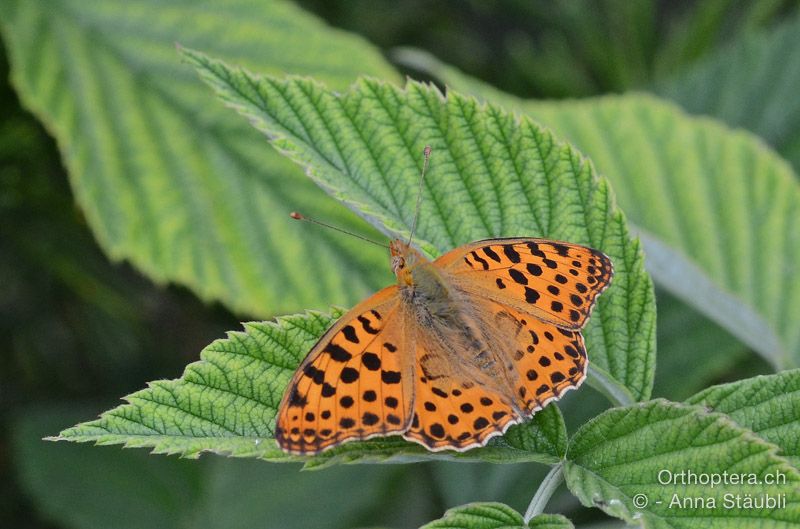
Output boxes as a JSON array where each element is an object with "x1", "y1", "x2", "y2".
[
  {"x1": 503, "y1": 244, "x2": 521, "y2": 263},
  {"x1": 357, "y1": 315, "x2": 380, "y2": 335},
  {"x1": 381, "y1": 370, "x2": 402, "y2": 384},
  {"x1": 341, "y1": 325, "x2": 359, "y2": 344},
  {"x1": 321, "y1": 383, "x2": 336, "y2": 397},
  {"x1": 325, "y1": 343, "x2": 352, "y2": 362},
  {"x1": 340, "y1": 367, "x2": 359, "y2": 383},
  {"x1": 288, "y1": 388, "x2": 307, "y2": 407},
  {"x1": 508, "y1": 268, "x2": 528, "y2": 285},
  {"x1": 430, "y1": 423, "x2": 446, "y2": 438},
  {"x1": 470, "y1": 251, "x2": 489, "y2": 270},
  {"x1": 431, "y1": 387, "x2": 448, "y2": 398},
  {"x1": 525, "y1": 287, "x2": 540, "y2": 304},
  {"x1": 362, "y1": 412, "x2": 380, "y2": 426},
  {"x1": 483, "y1": 246, "x2": 502, "y2": 262},
  {"x1": 361, "y1": 352, "x2": 381, "y2": 370},
  {"x1": 527, "y1": 263, "x2": 543, "y2": 276},
  {"x1": 552, "y1": 243, "x2": 569, "y2": 256}
]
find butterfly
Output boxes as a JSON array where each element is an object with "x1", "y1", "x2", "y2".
[{"x1": 275, "y1": 151, "x2": 613, "y2": 455}]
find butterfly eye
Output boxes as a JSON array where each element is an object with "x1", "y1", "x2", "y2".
[{"x1": 391, "y1": 255, "x2": 406, "y2": 275}]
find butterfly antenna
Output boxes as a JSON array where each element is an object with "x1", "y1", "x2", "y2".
[
  {"x1": 407, "y1": 145, "x2": 432, "y2": 246},
  {"x1": 290, "y1": 212, "x2": 389, "y2": 249}
]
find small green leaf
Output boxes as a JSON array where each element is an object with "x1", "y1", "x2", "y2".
[
  {"x1": 421, "y1": 502, "x2": 524, "y2": 529},
  {"x1": 687, "y1": 369, "x2": 800, "y2": 468},
  {"x1": 420, "y1": 503, "x2": 574, "y2": 529},
  {"x1": 406, "y1": 51, "x2": 800, "y2": 369},
  {"x1": 525, "y1": 515, "x2": 573, "y2": 529},
  {"x1": 54, "y1": 309, "x2": 565, "y2": 465},
  {"x1": 0, "y1": 0, "x2": 399, "y2": 316},
  {"x1": 657, "y1": 10, "x2": 800, "y2": 172},
  {"x1": 565, "y1": 399, "x2": 800, "y2": 528},
  {"x1": 420, "y1": 502, "x2": 574, "y2": 529},
  {"x1": 182, "y1": 48, "x2": 656, "y2": 402}
]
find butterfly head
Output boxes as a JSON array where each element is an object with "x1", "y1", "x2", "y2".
[{"x1": 390, "y1": 239, "x2": 426, "y2": 286}]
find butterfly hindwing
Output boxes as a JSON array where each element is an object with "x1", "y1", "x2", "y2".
[
  {"x1": 275, "y1": 287, "x2": 414, "y2": 454},
  {"x1": 437, "y1": 238, "x2": 613, "y2": 329},
  {"x1": 402, "y1": 342, "x2": 519, "y2": 451},
  {"x1": 401, "y1": 297, "x2": 590, "y2": 452},
  {"x1": 489, "y1": 301, "x2": 588, "y2": 414}
]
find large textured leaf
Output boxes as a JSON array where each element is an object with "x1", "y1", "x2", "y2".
[
  {"x1": 687, "y1": 369, "x2": 800, "y2": 468},
  {"x1": 182, "y1": 49, "x2": 656, "y2": 402},
  {"x1": 565, "y1": 400, "x2": 800, "y2": 528},
  {"x1": 657, "y1": 10, "x2": 800, "y2": 171},
  {"x1": 421, "y1": 502, "x2": 574, "y2": 529},
  {"x1": 0, "y1": 0, "x2": 399, "y2": 317},
  {"x1": 403, "y1": 51, "x2": 800, "y2": 368},
  {"x1": 54, "y1": 309, "x2": 568, "y2": 466}
]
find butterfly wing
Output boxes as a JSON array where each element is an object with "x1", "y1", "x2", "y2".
[
  {"x1": 400, "y1": 298, "x2": 588, "y2": 452},
  {"x1": 399, "y1": 237, "x2": 606, "y2": 451},
  {"x1": 275, "y1": 287, "x2": 414, "y2": 454},
  {"x1": 402, "y1": 344, "x2": 519, "y2": 451},
  {"x1": 435, "y1": 238, "x2": 613, "y2": 329},
  {"x1": 488, "y1": 300, "x2": 588, "y2": 414}
]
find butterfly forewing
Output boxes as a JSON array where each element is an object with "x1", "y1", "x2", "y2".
[
  {"x1": 275, "y1": 287, "x2": 414, "y2": 454},
  {"x1": 437, "y1": 238, "x2": 613, "y2": 329}
]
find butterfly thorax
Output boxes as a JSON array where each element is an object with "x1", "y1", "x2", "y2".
[
  {"x1": 390, "y1": 239, "x2": 503, "y2": 381},
  {"x1": 390, "y1": 240, "x2": 459, "y2": 317},
  {"x1": 390, "y1": 240, "x2": 449, "y2": 300}
]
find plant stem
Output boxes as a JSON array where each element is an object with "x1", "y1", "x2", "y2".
[
  {"x1": 524, "y1": 462, "x2": 564, "y2": 524},
  {"x1": 587, "y1": 365, "x2": 635, "y2": 408}
]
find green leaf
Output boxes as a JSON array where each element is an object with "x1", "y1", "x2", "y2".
[
  {"x1": 526, "y1": 515, "x2": 574, "y2": 529},
  {"x1": 565, "y1": 399, "x2": 800, "y2": 528},
  {"x1": 657, "y1": 10, "x2": 800, "y2": 172},
  {"x1": 687, "y1": 369, "x2": 800, "y2": 468},
  {"x1": 405, "y1": 51, "x2": 800, "y2": 369},
  {"x1": 182, "y1": 48, "x2": 656, "y2": 402},
  {"x1": 420, "y1": 502, "x2": 574, "y2": 529},
  {"x1": 421, "y1": 503, "x2": 526, "y2": 529},
  {"x1": 54, "y1": 309, "x2": 566, "y2": 465},
  {"x1": 0, "y1": 0, "x2": 399, "y2": 317}
]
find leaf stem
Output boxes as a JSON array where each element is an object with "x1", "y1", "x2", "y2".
[
  {"x1": 587, "y1": 365, "x2": 636, "y2": 408},
  {"x1": 524, "y1": 462, "x2": 564, "y2": 524}
]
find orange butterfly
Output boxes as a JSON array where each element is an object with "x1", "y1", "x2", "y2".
[{"x1": 276, "y1": 149, "x2": 613, "y2": 455}]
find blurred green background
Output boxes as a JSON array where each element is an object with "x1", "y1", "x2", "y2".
[{"x1": 2, "y1": 1, "x2": 798, "y2": 527}]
